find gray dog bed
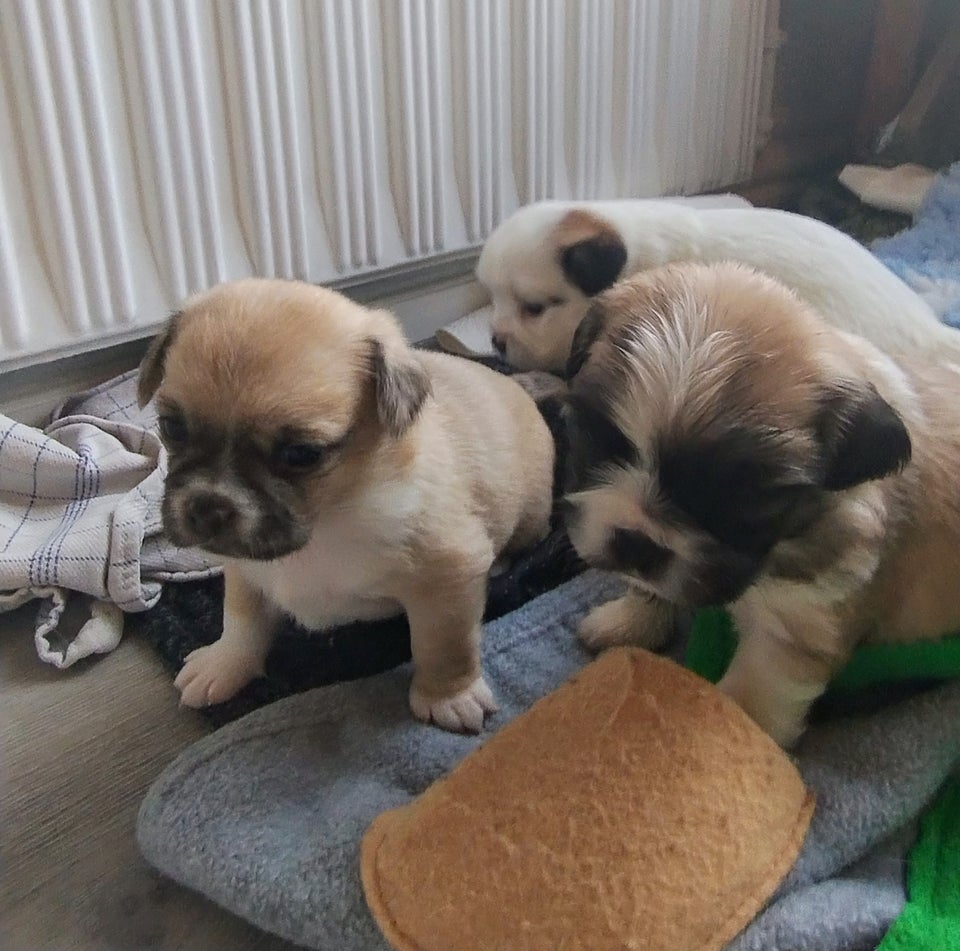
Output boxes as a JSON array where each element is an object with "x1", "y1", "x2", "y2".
[{"x1": 138, "y1": 571, "x2": 960, "y2": 950}]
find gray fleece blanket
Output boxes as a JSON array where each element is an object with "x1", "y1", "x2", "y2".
[{"x1": 138, "y1": 571, "x2": 960, "y2": 951}]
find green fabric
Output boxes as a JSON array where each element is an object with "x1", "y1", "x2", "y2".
[
  {"x1": 683, "y1": 608, "x2": 738, "y2": 685},
  {"x1": 684, "y1": 609, "x2": 960, "y2": 951},
  {"x1": 684, "y1": 608, "x2": 960, "y2": 693},
  {"x1": 877, "y1": 776, "x2": 960, "y2": 951}
]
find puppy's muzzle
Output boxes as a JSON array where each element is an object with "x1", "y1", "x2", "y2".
[{"x1": 182, "y1": 490, "x2": 237, "y2": 543}]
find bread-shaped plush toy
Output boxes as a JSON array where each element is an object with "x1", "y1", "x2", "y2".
[{"x1": 361, "y1": 648, "x2": 813, "y2": 951}]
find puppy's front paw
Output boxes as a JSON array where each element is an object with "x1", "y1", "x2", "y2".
[
  {"x1": 510, "y1": 371, "x2": 569, "y2": 402},
  {"x1": 723, "y1": 692, "x2": 807, "y2": 749},
  {"x1": 409, "y1": 676, "x2": 499, "y2": 734},
  {"x1": 174, "y1": 642, "x2": 265, "y2": 708},
  {"x1": 716, "y1": 674, "x2": 811, "y2": 749},
  {"x1": 578, "y1": 594, "x2": 675, "y2": 653}
]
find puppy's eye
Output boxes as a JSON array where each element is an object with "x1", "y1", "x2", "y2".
[
  {"x1": 158, "y1": 414, "x2": 188, "y2": 445},
  {"x1": 276, "y1": 443, "x2": 327, "y2": 469},
  {"x1": 520, "y1": 300, "x2": 546, "y2": 318}
]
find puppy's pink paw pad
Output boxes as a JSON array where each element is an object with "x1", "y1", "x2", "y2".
[
  {"x1": 174, "y1": 643, "x2": 264, "y2": 708},
  {"x1": 409, "y1": 677, "x2": 498, "y2": 734}
]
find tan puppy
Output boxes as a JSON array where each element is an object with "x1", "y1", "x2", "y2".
[
  {"x1": 562, "y1": 261, "x2": 960, "y2": 746},
  {"x1": 138, "y1": 278, "x2": 554, "y2": 733}
]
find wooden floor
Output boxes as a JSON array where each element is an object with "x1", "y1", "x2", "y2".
[{"x1": 0, "y1": 603, "x2": 300, "y2": 951}]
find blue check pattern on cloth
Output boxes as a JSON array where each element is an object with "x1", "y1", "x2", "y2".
[{"x1": 0, "y1": 370, "x2": 218, "y2": 668}]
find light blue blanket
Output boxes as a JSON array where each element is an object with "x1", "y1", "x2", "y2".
[
  {"x1": 138, "y1": 572, "x2": 960, "y2": 951},
  {"x1": 873, "y1": 160, "x2": 960, "y2": 329}
]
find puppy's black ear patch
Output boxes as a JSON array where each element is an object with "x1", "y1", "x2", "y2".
[
  {"x1": 137, "y1": 311, "x2": 183, "y2": 408},
  {"x1": 367, "y1": 337, "x2": 432, "y2": 438},
  {"x1": 561, "y1": 392, "x2": 637, "y2": 493},
  {"x1": 816, "y1": 382, "x2": 911, "y2": 491},
  {"x1": 566, "y1": 302, "x2": 607, "y2": 378},
  {"x1": 559, "y1": 233, "x2": 627, "y2": 297}
]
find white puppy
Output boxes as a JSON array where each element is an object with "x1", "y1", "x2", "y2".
[{"x1": 477, "y1": 199, "x2": 957, "y2": 372}]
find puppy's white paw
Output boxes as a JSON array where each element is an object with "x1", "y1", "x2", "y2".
[
  {"x1": 510, "y1": 371, "x2": 569, "y2": 402},
  {"x1": 727, "y1": 697, "x2": 806, "y2": 749},
  {"x1": 409, "y1": 676, "x2": 499, "y2": 734},
  {"x1": 767, "y1": 717, "x2": 806, "y2": 750},
  {"x1": 174, "y1": 642, "x2": 265, "y2": 708},
  {"x1": 716, "y1": 674, "x2": 812, "y2": 749},
  {"x1": 578, "y1": 594, "x2": 675, "y2": 653}
]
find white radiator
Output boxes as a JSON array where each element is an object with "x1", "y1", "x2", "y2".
[{"x1": 0, "y1": 0, "x2": 769, "y2": 371}]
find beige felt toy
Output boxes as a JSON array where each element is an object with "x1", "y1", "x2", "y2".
[{"x1": 361, "y1": 648, "x2": 813, "y2": 951}]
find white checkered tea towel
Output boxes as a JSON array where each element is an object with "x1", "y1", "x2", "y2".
[{"x1": 1, "y1": 375, "x2": 219, "y2": 667}]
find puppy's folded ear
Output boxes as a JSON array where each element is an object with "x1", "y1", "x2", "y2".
[
  {"x1": 566, "y1": 302, "x2": 607, "y2": 378},
  {"x1": 556, "y1": 210, "x2": 627, "y2": 297},
  {"x1": 366, "y1": 336, "x2": 432, "y2": 438},
  {"x1": 137, "y1": 312, "x2": 183, "y2": 407},
  {"x1": 816, "y1": 382, "x2": 911, "y2": 490}
]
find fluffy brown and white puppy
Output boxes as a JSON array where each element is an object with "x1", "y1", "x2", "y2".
[
  {"x1": 563, "y1": 261, "x2": 960, "y2": 746},
  {"x1": 138, "y1": 278, "x2": 554, "y2": 733},
  {"x1": 477, "y1": 199, "x2": 960, "y2": 372}
]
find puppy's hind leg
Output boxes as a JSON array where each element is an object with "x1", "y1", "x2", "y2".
[
  {"x1": 578, "y1": 587, "x2": 677, "y2": 653},
  {"x1": 175, "y1": 566, "x2": 275, "y2": 708},
  {"x1": 491, "y1": 478, "x2": 553, "y2": 577},
  {"x1": 402, "y1": 560, "x2": 499, "y2": 734}
]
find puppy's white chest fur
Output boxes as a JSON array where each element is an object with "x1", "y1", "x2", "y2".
[{"x1": 234, "y1": 485, "x2": 418, "y2": 630}]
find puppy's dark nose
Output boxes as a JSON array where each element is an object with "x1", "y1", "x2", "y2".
[
  {"x1": 185, "y1": 492, "x2": 236, "y2": 539},
  {"x1": 491, "y1": 332, "x2": 507, "y2": 356}
]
